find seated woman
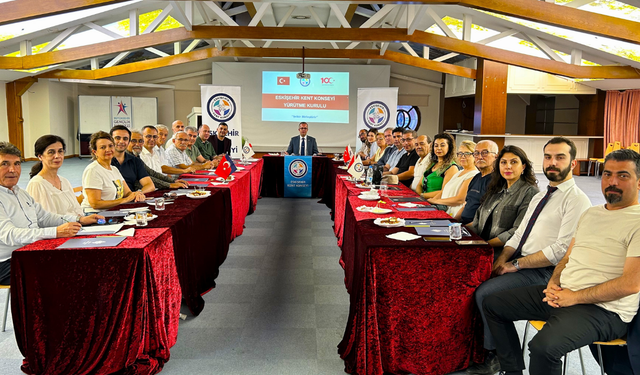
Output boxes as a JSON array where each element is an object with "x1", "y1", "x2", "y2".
[
  {"x1": 427, "y1": 140, "x2": 479, "y2": 216},
  {"x1": 81, "y1": 131, "x2": 146, "y2": 213},
  {"x1": 26, "y1": 135, "x2": 84, "y2": 216},
  {"x1": 416, "y1": 133, "x2": 459, "y2": 201},
  {"x1": 363, "y1": 130, "x2": 385, "y2": 166},
  {"x1": 469, "y1": 145, "x2": 538, "y2": 251}
]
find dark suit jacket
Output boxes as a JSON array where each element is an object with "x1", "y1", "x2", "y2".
[
  {"x1": 286, "y1": 135, "x2": 318, "y2": 156},
  {"x1": 209, "y1": 136, "x2": 232, "y2": 155}
]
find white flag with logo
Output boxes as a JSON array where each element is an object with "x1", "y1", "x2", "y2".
[
  {"x1": 348, "y1": 155, "x2": 365, "y2": 179},
  {"x1": 356, "y1": 88, "x2": 398, "y2": 146},
  {"x1": 242, "y1": 142, "x2": 255, "y2": 159}
]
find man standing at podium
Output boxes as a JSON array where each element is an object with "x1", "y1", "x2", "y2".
[{"x1": 285, "y1": 122, "x2": 319, "y2": 156}]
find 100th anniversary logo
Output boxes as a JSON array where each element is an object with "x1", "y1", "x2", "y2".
[
  {"x1": 363, "y1": 101, "x2": 390, "y2": 130},
  {"x1": 207, "y1": 93, "x2": 236, "y2": 122},
  {"x1": 289, "y1": 159, "x2": 308, "y2": 178}
]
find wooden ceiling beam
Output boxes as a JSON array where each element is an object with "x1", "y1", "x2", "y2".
[
  {"x1": 11, "y1": 26, "x2": 640, "y2": 80},
  {"x1": 0, "y1": 0, "x2": 130, "y2": 26},
  {"x1": 290, "y1": 0, "x2": 640, "y2": 45},
  {"x1": 35, "y1": 46, "x2": 476, "y2": 80},
  {"x1": 408, "y1": 30, "x2": 640, "y2": 79}
]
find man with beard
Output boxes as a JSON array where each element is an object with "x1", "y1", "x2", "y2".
[
  {"x1": 210, "y1": 122, "x2": 232, "y2": 155},
  {"x1": 109, "y1": 125, "x2": 155, "y2": 194},
  {"x1": 482, "y1": 148, "x2": 640, "y2": 375},
  {"x1": 466, "y1": 137, "x2": 592, "y2": 375},
  {"x1": 127, "y1": 129, "x2": 189, "y2": 190}
]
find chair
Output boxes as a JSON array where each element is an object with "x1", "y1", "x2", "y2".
[
  {"x1": 522, "y1": 320, "x2": 586, "y2": 375},
  {"x1": 629, "y1": 143, "x2": 640, "y2": 154},
  {"x1": 73, "y1": 186, "x2": 84, "y2": 204},
  {"x1": 1, "y1": 284, "x2": 9, "y2": 332},
  {"x1": 588, "y1": 143, "x2": 613, "y2": 177},
  {"x1": 594, "y1": 337, "x2": 628, "y2": 375}
]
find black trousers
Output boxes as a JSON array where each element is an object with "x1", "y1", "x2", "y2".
[
  {"x1": 0, "y1": 259, "x2": 9, "y2": 285},
  {"x1": 483, "y1": 285, "x2": 628, "y2": 375}
]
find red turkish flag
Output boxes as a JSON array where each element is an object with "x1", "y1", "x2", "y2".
[
  {"x1": 215, "y1": 158, "x2": 232, "y2": 180},
  {"x1": 277, "y1": 77, "x2": 290, "y2": 85},
  {"x1": 347, "y1": 154, "x2": 356, "y2": 169},
  {"x1": 344, "y1": 145, "x2": 351, "y2": 163}
]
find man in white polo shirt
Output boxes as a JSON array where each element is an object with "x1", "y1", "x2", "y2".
[
  {"x1": 411, "y1": 135, "x2": 432, "y2": 191},
  {"x1": 483, "y1": 149, "x2": 640, "y2": 375}
]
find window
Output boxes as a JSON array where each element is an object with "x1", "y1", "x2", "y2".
[{"x1": 396, "y1": 106, "x2": 421, "y2": 131}]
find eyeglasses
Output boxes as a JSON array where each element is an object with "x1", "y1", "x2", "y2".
[
  {"x1": 130, "y1": 139, "x2": 144, "y2": 144},
  {"x1": 176, "y1": 138, "x2": 189, "y2": 142},
  {"x1": 473, "y1": 150, "x2": 497, "y2": 158},
  {"x1": 144, "y1": 135, "x2": 158, "y2": 139},
  {"x1": 402, "y1": 138, "x2": 414, "y2": 143},
  {"x1": 457, "y1": 152, "x2": 473, "y2": 158},
  {"x1": 45, "y1": 149, "x2": 66, "y2": 156}
]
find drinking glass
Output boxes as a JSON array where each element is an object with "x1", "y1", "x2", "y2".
[
  {"x1": 135, "y1": 212, "x2": 148, "y2": 226},
  {"x1": 449, "y1": 223, "x2": 462, "y2": 240},
  {"x1": 155, "y1": 197, "x2": 165, "y2": 211},
  {"x1": 380, "y1": 181, "x2": 388, "y2": 197}
]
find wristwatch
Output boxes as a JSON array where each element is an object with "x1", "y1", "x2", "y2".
[{"x1": 511, "y1": 259, "x2": 521, "y2": 271}]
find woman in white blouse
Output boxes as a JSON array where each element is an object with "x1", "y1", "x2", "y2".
[
  {"x1": 427, "y1": 140, "x2": 479, "y2": 216},
  {"x1": 26, "y1": 135, "x2": 83, "y2": 216},
  {"x1": 81, "y1": 131, "x2": 146, "y2": 213}
]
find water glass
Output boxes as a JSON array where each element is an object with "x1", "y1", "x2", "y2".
[
  {"x1": 155, "y1": 197, "x2": 165, "y2": 211},
  {"x1": 135, "y1": 212, "x2": 148, "y2": 226},
  {"x1": 449, "y1": 223, "x2": 462, "y2": 240}
]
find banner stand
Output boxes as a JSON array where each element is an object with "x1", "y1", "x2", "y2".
[{"x1": 284, "y1": 156, "x2": 313, "y2": 198}]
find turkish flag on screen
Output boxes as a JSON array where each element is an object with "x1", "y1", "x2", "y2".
[{"x1": 277, "y1": 77, "x2": 290, "y2": 85}]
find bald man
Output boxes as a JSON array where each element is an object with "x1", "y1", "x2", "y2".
[
  {"x1": 166, "y1": 120, "x2": 186, "y2": 150},
  {"x1": 457, "y1": 140, "x2": 499, "y2": 224}
]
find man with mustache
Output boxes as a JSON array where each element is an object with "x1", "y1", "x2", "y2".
[
  {"x1": 467, "y1": 137, "x2": 592, "y2": 375},
  {"x1": 482, "y1": 148, "x2": 640, "y2": 375}
]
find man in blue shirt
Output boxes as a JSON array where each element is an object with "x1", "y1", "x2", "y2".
[{"x1": 457, "y1": 140, "x2": 498, "y2": 224}]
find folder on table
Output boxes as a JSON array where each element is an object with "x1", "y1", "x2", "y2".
[{"x1": 404, "y1": 220, "x2": 452, "y2": 227}]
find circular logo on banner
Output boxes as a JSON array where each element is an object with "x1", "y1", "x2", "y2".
[
  {"x1": 243, "y1": 145, "x2": 250, "y2": 154},
  {"x1": 299, "y1": 78, "x2": 311, "y2": 87},
  {"x1": 207, "y1": 93, "x2": 236, "y2": 122},
  {"x1": 354, "y1": 162, "x2": 364, "y2": 173},
  {"x1": 289, "y1": 159, "x2": 308, "y2": 178},
  {"x1": 363, "y1": 101, "x2": 390, "y2": 130}
]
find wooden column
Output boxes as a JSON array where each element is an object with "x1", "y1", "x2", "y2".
[
  {"x1": 474, "y1": 59, "x2": 508, "y2": 149},
  {"x1": 6, "y1": 78, "x2": 36, "y2": 156}
]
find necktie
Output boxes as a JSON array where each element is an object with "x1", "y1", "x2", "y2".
[
  {"x1": 301, "y1": 138, "x2": 306, "y2": 156},
  {"x1": 510, "y1": 185, "x2": 558, "y2": 261}
]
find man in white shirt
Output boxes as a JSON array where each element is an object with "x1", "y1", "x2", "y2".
[
  {"x1": 467, "y1": 137, "x2": 592, "y2": 375},
  {"x1": 166, "y1": 131, "x2": 213, "y2": 171},
  {"x1": 411, "y1": 135, "x2": 432, "y2": 191},
  {"x1": 140, "y1": 126, "x2": 196, "y2": 176},
  {"x1": 0, "y1": 142, "x2": 103, "y2": 285},
  {"x1": 481, "y1": 148, "x2": 640, "y2": 375}
]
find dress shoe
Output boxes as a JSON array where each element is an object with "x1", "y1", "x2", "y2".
[{"x1": 465, "y1": 353, "x2": 501, "y2": 375}]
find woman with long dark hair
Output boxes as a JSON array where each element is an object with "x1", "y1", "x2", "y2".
[
  {"x1": 416, "y1": 132, "x2": 459, "y2": 199},
  {"x1": 469, "y1": 145, "x2": 538, "y2": 249},
  {"x1": 26, "y1": 135, "x2": 83, "y2": 216}
]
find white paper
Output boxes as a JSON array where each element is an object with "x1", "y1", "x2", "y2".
[
  {"x1": 399, "y1": 203, "x2": 420, "y2": 208},
  {"x1": 386, "y1": 231, "x2": 421, "y2": 241},
  {"x1": 116, "y1": 228, "x2": 136, "y2": 237},
  {"x1": 77, "y1": 223, "x2": 124, "y2": 236},
  {"x1": 119, "y1": 207, "x2": 149, "y2": 212}
]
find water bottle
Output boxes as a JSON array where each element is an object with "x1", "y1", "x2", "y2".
[{"x1": 366, "y1": 166, "x2": 373, "y2": 186}]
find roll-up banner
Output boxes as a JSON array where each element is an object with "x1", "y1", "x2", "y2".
[
  {"x1": 111, "y1": 96, "x2": 132, "y2": 128},
  {"x1": 284, "y1": 156, "x2": 312, "y2": 198},
  {"x1": 201, "y1": 85, "x2": 242, "y2": 158},
  {"x1": 356, "y1": 88, "x2": 399, "y2": 147}
]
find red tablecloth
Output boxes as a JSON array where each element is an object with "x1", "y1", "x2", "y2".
[
  {"x1": 247, "y1": 159, "x2": 264, "y2": 213},
  {"x1": 123, "y1": 189, "x2": 232, "y2": 316},
  {"x1": 334, "y1": 172, "x2": 428, "y2": 247},
  {"x1": 260, "y1": 155, "x2": 334, "y2": 198},
  {"x1": 11, "y1": 228, "x2": 181, "y2": 375},
  {"x1": 338, "y1": 220, "x2": 493, "y2": 375},
  {"x1": 181, "y1": 166, "x2": 252, "y2": 240}
]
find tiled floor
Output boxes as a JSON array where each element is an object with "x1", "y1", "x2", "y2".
[{"x1": 0, "y1": 158, "x2": 623, "y2": 374}]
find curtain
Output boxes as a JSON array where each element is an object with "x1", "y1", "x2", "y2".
[{"x1": 604, "y1": 89, "x2": 640, "y2": 153}]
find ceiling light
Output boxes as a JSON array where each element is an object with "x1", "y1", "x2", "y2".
[{"x1": 292, "y1": 15, "x2": 310, "y2": 20}]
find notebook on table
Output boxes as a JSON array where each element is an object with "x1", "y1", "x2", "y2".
[{"x1": 388, "y1": 196, "x2": 426, "y2": 203}]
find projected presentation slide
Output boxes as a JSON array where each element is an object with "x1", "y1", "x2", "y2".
[{"x1": 262, "y1": 71, "x2": 349, "y2": 123}]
